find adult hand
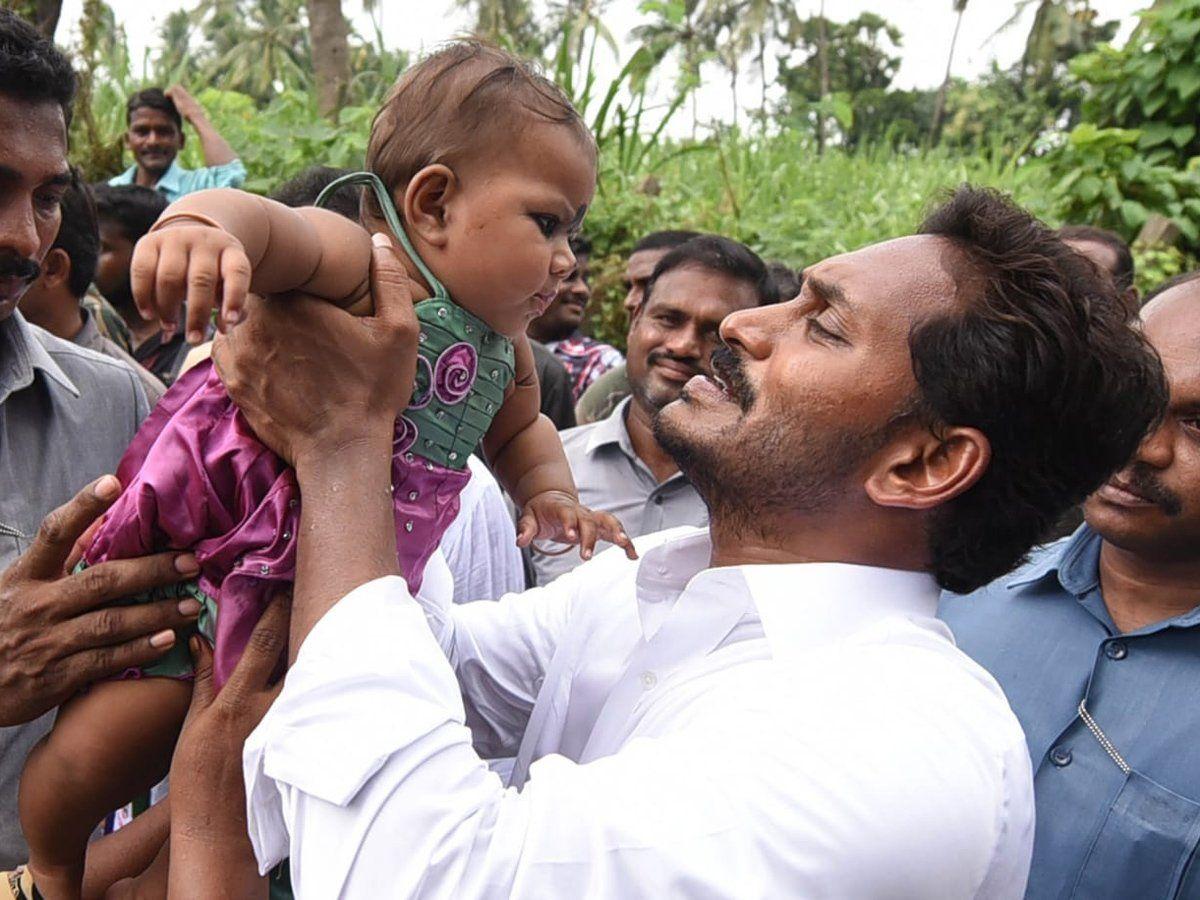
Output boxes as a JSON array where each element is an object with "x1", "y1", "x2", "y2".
[
  {"x1": 164, "y1": 85, "x2": 205, "y2": 124},
  {"x1": 167, "y1": 595, "x2": 289, "y2": 900},
  {"x1": 212, "y1": 233, "x2": 419, "y2": 469},
  {"x1": 0, "y1": 476, "x2": 202, "y2": 727}
]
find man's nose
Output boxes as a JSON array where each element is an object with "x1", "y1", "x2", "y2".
[
  {"x1": 1134, "y1": 420, "x2": 1174, "y2": 470},
  {"x1": 0, "y1": 200, "x2": 42, "y2": 261},
  {"x1": 719, "y1": 306, "x2": 772, "y2": 359}
]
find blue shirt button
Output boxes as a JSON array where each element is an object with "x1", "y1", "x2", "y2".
[
  {"x1": 1105, "y1": 641, "x2": 1128, "y2": 660},
  {"x1": 1050, "y1": 745, "x2": 1073, "y2": 767}
]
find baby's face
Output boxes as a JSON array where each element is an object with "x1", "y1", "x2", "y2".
[{"x1": 432, "y1": 123, "x2": 596, "y2": 339}]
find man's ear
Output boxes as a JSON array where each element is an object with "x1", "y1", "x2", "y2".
[
  {"x1": 864, "y1": 425, "x2": 990, "y2": 511},
  {"x1": 402, "y1": 164, "x2": 456, "y2": 250},
  {"x1": 40, "y1": 248, "x2": 71, "y2": 290}
]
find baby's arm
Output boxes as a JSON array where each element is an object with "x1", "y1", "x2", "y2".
[
  {"x1": 483, "y1": 336, "x2": 636, "y2": 561},
  {"x1": 131, "y1": 189, "x2": 373, "y2": 342}
]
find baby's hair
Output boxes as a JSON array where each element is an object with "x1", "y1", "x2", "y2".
[{"x1": 365, "y1": 39, "x2": 594, "y2": 220}]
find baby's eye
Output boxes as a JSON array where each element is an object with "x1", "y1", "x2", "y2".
[{"x1": 532, "y1": 214, "x2": 559, "y2": 237}]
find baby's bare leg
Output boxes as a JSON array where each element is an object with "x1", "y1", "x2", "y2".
[{"x1": 19, "y1": 678, "x2": 191, "y2": 900}]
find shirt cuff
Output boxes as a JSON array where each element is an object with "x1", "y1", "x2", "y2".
[{"x1": 242, "y1": 575, "x2": 466, "y2": 871}]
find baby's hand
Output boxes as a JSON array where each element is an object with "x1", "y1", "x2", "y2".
[
  {"x1": 130, "y1": 222, "x2": 253, "y2": 344},
  {"x1": 517, "y1": 490, "x2": 638, "y2": 562}
]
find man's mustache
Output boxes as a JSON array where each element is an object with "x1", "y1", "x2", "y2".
[
  {"x1": 1123, "y1": 463, "x2": 1183, "y2": 516},
  {"x1": 647, "y1": 349, "x2": 700, "y2": 374},
  {"x1": 0, "y1": 253, "x2": 40, "y2": 284},
  {"x1": 709, "y1": 345, "x2": 755, "y2": 412}
]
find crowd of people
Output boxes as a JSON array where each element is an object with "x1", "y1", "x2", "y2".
[{"x1": 0, "y1": 8, "x2": 1198, "y2": 899}]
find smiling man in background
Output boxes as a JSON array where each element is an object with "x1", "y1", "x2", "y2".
[
  {"x1": 527, "y1": 234, "x2": 624, "y2": 401},
  {"x1": 530, "y1": 235, "x2": 774, "y2": 585},
  {"x1": 108, "y1": 86, "x2": 245, "y2": 201},
  {"x1": 939, "y1": 270, "x2": 1200, "y2": 899}
]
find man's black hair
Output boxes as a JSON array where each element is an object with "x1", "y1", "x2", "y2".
[
  {"x1": 52, "y1": 175, "x2": 100, "y2": 298},
  {"x1": 632, "y1": 229, "x2": 700, "y2": 254},
  {"x1": 1142, "y1": 269, "x2": 1200, "y2": 305},
  {"x1": 766, "y1": 260, "x2": 803, "y2": 302},
  {"x1": 643, "y1": 235, "x2": 779, "y2": 307},
  {"x1": 915, "y1": 185, "x2": 1167, "y2": 593},
  {"x1": 270, "y1": 166, "x2": 358, "y2": 220},
  {"x1": 1057, "y1": 224, "x2": 1135, "y2": 292},
  {"x1": 0, "y1": 9, "x2": 76, "y2": 126},
  {"x1": 569, "y1": 233, "x2": 592, "y2": 257},
  {"x1": 91, "y1": 183, "x2": 169, "y2": 242},
  {"x1": 125, "y1": 87, "x2": 182, "y2": 130}
]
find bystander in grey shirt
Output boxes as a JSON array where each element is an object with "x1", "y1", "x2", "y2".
[
  {"x1": 529, "y1": 397, "x2": 708, "y2": 586},
  {"x1": 73, "y1": 306, "x2": 166, "y2": 405},
  {"x1": 0, "y1": 311, "x2": 149, "y2": 868}
]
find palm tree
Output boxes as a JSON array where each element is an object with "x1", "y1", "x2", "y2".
[
  {"x1": 930, "y1": 0, "x2": 968, "y2": 144},
  {"x1": 308, "y1": 0, "x2": 351, "y2": 117},
  {"x1": 547, "y1": 0, "x2": 617, "y2": 65},
  {"x1": 454, "y1": 0, "x2": 545, "y2": 58},
  {"x1": 631, "y1": 0, "x2": 706, "y2": 136},
  {"x1": 197, "y1": 0, "x2": 311, "y2": 103},
  {"x1": 11, "y1": 0, "x2": 62, "y2": 39},
  {"x1": 700, "y1": 0, "x2": 750, "y2": 128},
  {"x1": 735, "y1": 0, "x2": 788, "y2": 126}
]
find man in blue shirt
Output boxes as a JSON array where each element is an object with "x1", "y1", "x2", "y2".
[
  {"x1": 108, "y1": 86, "x2": 245, "y2": 202},
  {"x1": 940, "y1": 269, "x2": 1200, "y2": 899}
]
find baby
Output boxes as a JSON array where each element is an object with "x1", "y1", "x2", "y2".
[{"x1": 19, "y1": 41, "x2": 634, "y2": 899}]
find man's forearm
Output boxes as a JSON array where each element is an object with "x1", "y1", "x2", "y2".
[
  {"x1": 292, "y1": 434, "x2": 399, "y2": 661},
  {"x1": 188, "y1": 113, "x2": 238, "y2": 166}
]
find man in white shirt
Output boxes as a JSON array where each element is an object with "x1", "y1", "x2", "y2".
[{"x1": 145, "y1": 186, "x2": 1165, "y2": 898}]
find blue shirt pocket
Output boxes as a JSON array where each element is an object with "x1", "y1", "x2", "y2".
[{"x1": 1071, "y1": 770, "x2": 1200, "y2": 899}]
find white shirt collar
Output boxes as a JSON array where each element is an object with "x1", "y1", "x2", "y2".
[{"x1": 634, "y1": 527, "x2": 941, "y2": 659}]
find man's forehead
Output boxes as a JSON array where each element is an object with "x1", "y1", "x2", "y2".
[
  {"x1": 130, "y1": 107, "x2": 176, "y2": 126},
  {"x1": 807, "y1": 235, "x2": 965, "y2": 317},
  {"x1": 649, "y1": 263, "x2": 758, "y2": 315},
  {"x1": 628, "y1": 248, "x2": 667, "y2": 275},
  {"x1": 1143, "y1": 282, "x2": 1200, "y2": 388},
  {"x1": 0, "y1": 95, "x2": 67, "y2": 180}
]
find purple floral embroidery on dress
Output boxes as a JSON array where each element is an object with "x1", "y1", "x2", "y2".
[
  {"x1": 394, "y1": 415, "x2": 417, "y2": 454},
  {"x1": 409, "y1": 356, "x2": 433, "y2": 410},
  {"x1": 433, "y1": 342, "x2": 478, "y2": 405}
]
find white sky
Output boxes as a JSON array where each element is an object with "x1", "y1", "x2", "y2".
[{"x1": 57, "y1": 0, "x2": 1144, "y2": 134}]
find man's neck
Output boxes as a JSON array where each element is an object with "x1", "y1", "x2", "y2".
[
  {"x1": 28, "y1": 297, "x2": 83, "y2": 342},
  {"x1": 625, "y1": 397, "x2": 680, "y2": 483},
  {"x1": 135, "y1": 165, "x2": 164, "y2": 188},
  {"x1": 707, "y1": 507, "x2": 930, "y2": 572},
  {"x1": 1098, "y1": 539, "x2": 1200, "y2": 633}
]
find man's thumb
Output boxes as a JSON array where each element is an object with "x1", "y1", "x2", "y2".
[{"x1": 370, "y1": 232, "x2": 415, "y2": 327}]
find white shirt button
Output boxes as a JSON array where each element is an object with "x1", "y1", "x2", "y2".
[{"x1": 640, "y1": 671, "x2": 657, "y2": 690}]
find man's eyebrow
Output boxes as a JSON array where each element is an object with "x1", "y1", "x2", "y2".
[
  {"x1": 0, "y1": 165, "x2": 71, "y2": 187},
  {"x1": 805, "y1": 273, "x2": 852, "y2": 310}
]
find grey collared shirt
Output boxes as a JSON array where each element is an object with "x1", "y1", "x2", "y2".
[
  {"x1": 0, "y1": 311, "x2": 149, "y2": 867},
  {"x1": 529, "y1": 397, "x2": 708, "y2": 586}
]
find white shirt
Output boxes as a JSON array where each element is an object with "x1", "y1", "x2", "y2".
[
  {"x1": 244, "y1": 527, "x2": 1034, "y2": 899},
  {"x1": 438, "y1": 456, "x2": 525, "y2": 604}
]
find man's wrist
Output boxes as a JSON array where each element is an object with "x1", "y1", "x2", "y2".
[{"x1": 293, "y1": 426, "x2": 394, "y2": 483}]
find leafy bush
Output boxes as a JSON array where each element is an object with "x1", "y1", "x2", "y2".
[
  {"x1": 1070, "y1": 0, "x2": 1200, "y2": 166},
  {"x1": 1047, "y1": 124, "x2": 1200, "y2": 245}
]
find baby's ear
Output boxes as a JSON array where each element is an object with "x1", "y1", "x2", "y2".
[{"x1": 403, "y1": 164, "x2": 456, "y2": 249}]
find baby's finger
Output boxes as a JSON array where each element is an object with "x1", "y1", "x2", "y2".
[
  {"x1": 598, "y1": 514, "x2": 638, "y2": 560},
  {"x1": 555, "y1": 506, "x2": 579, "y2": 545},
  {"x1": 515, "y1": 511, "x2": 538, "y2": 548},
  {"x1": 129, "y1": 238, "x2": 161, "y2": 326},
  {"x1": 184, "y1": 247, "x2": 220, "y2": 344},
  {"x1": 577, "y1": 515, "x2": 598, "y2": 561},
  {"x1": 153, "y1": 242, "x2": 190, "y2": 336},
  {"x1": 218, "y1": 246, "x2": 252, "y2": 333}
]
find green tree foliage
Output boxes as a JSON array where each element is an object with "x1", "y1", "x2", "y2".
[
  {"x1": 454, "y1": 0, "x2": 546, "y2": 58},
  {"x1": 775, "y1": 12, "x2": 902, "y2": 146},
  {"x1": 1070, "y1": 0, "x2": 1200, "y2": 165}
]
